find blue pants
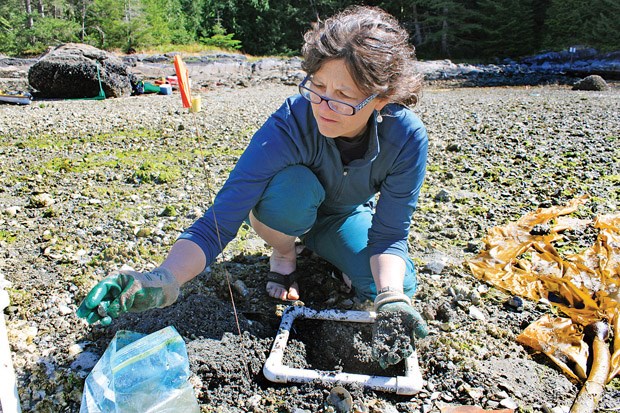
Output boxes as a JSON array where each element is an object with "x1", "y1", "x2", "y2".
[{"x1": 251, "y1": 165, "x2": 417, "y2": 301}]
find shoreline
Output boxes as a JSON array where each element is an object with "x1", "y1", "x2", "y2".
[{"x1": 2, "y1": 47, "x2": 618, "y2": 95}]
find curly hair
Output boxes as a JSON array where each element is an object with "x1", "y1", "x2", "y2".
[{"x1": 301, "y1": 6, "x2": 422, "y2": 107}]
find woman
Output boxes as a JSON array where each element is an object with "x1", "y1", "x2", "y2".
[{"x1": 78, "y1": 5, "x2": 429, "y2": 369}]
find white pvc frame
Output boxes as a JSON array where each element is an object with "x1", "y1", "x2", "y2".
[
  {"x1": 263, "y1": 305, "x2": 423, "y2": 395},
  {"x1": 1, "y1": 285, "x2": 22, "y2": 413}
]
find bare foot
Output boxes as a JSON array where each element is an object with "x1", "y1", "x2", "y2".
[
  {"x1": 266, "y1": 252, "x2": 300, "y2": 301},
  {"x1": 266, "y1": 280, "x2": 299, "y2": 301}
]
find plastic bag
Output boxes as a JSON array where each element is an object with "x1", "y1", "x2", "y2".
[{"x1": 80, "y1": 326, "x2": 200, "y2": 413}]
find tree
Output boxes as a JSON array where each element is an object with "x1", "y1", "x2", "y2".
[
  {"x1": 18, "y1": 16, "x2": 80, "y2": 54},
  {"x1": 543, "y1": 0, "x2": 585, "y2": 49},
  {"x1": 413, "y1": 0, "x2": 479, "y2": 59},
  {"x1": 25, "y1": 0, "x2": 34, "y2": 28},
  {"x1": 200, "y1": 21, "x2": 241, "y2": 49},
  {"x1": 475, "y1": 0, "x2": 537, "y2": 59},
  {"x1": 0, "y1": 0, "x2": 24, "y2": 54},
  {"x1": 582, "y1": 0, "x2": 620, "y2": 51}
]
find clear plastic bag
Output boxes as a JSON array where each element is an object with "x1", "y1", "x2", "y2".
[{"x1": 80, "y1": 326, "x2": 200, "y2": 413}]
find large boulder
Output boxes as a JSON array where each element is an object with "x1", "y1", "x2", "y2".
[
  {"x1": 572, "y1": 74, "x2": 610, "y2": 91},
  {"x1": 28, "y1": 43, "x2": 135, "y2": 98}
]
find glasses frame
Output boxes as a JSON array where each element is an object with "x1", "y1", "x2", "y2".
[{"x1": 298, "y1": 75, "x2": 378, "y2": 116}]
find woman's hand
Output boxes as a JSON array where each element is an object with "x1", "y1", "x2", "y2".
[
  {"x1": 76, "y1": 268, "x2": 180, "y2": 326},
  {"x1": 371, "y1": 291, "x2": 428, "y2": 369}
]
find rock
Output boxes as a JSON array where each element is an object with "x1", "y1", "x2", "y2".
[
  {"x1": 246, "y1": 394, "x2": 261, "y2": 410},
  {"x1": 68, "y1": 344, "x2": 84, "y2": 357},
  {"x1": 233, "y1": 279, "x2": 250, "y2": 298},
  {"x1": 3, "y1": 206, "x2": 19, "y2": 217},
  {"x1": 504, "y1": 296, "x2": 524, "y2": 312},
  {"x1": 70, "y1": 351, "x2": 100, "y2": 371},
  {"x1": 572, "y1": 75, "x2": 610, "y2": 91},
  {"x1": 135, "y1": 227, "x2": 152, "y2": 237},
  {"x1": 500, "y1": 397, "x2": 519, "y2": 409},
  {"x1": 434, "y1": 189, "x2": 452, "y2": 202},
  {"x1": 160, "y1": 205, "x2": 177, "y2": 217},
  {"x1": 58, "y1": 304, "x2": 73, "y2": 315},
  {"x1": 28, "y1": 43, "x2": 135, "y2": 98},
  {"x1": 422, "y1": 304, "x2": 437, "y2": 321},
  {"x1": 422, "y1": 252, "x2": 449, "y2": 274},
  {"x1": 468, "y1": 306, "x2": 486, "y2": 321},
  {"x1": 29, "y1": 193, "x2": 54, "y2": 208}
]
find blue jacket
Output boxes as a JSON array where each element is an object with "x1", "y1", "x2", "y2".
[{"x1": 179, "y1": 94, "x2": 428, "y2": 269}]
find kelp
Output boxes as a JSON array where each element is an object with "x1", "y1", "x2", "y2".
[{"x1": 468, "y1": 195, "x2": 620, "y2": 383}]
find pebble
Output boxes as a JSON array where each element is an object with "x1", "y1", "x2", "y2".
[
  {"x1": 500, "y1": 398, "x2": 519, "y2": 409},
  {"x1": 340, "y1": 298, "x2": 354, "y2": 309},
  {"x1": 505, "y1": 296, "x2": 524, "y2": 312},
  {"x1": 29, "y1": 193, "x2": 54, "y2": 208},
  {"x1": 246, "y1": 394, "x2": 261, "y2": 409},
  {"x1": 3, "y1": 206, "x2": 19, "y2": 217},
  {"x1": 69, "y1": 351, "x2": 100, "y2": 371},
  {"x1": 466, "y1": 387, "x2": 484, "y2": 400},
  {"x1": 469, "y1": 291, "x2": 481, "y2": 304},
  {"x1": 233, "y1": 279, "x2": 250, "y2": 298},
  {"x1": 58, "y1": 304, "x2": 73, "y2": 315},
  {"x1": 423, "y1": 258, "x2": 446, "y2": 275},
  {"x1": 434, "y1": 189, "x2": 452, "y2": 202},
  {"x1": 468, "y1": 305, "x2": 486, "y2": 321},
  {"x1": 326, "y1": 386, "x2": 352, "y2": 412},
  {"x1": 375, "y1": 402, "x2": 398, "y2": 413}
]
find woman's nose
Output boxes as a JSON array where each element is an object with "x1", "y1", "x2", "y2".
[{"x1": 320, "y1": 98, "x2": 331, "y2": 109}]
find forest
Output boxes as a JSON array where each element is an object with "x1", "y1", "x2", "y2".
[{"x1": 0, "y1": 0, "x2": 618, "y2": 60}]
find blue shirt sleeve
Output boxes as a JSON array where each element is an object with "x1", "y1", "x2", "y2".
[{"x1": 178, "y1": 99, "x2": 302, "y2": 268}]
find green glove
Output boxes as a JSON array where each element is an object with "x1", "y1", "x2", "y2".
[
  {"x1": 371, "y1": 291, "x2": 428, "y2": 369},
  {"x1": 76, "y1": 268, "x2": 180, "y2": 326}
]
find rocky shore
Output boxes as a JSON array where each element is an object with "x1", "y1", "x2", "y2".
[
  {"x1": 0, "y1": 78, "x2": 619, "y2": 411},
  {"x1": 1, "y1": 47, "x2": 618, "y2": 94}
]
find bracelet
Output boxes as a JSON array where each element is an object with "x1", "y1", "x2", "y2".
[
  {"x1": 377, "y1": 286, "x2": 402, "y2": 294},
  {"x1": 373, "y1": 290, "x2": 411, "y2": 311}
]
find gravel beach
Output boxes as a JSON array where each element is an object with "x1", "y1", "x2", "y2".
[{"x1": 1, "y1": 81, "x2": 619, "y2": 412}]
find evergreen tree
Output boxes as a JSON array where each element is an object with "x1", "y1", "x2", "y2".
[
  {"x1": 178, "y1": 0, "x2": 203, "y2": 43},
  {"x1": 85, "y1": 0, "x2": 122, "y2": 48},
  {"x1": 141, "y1": 0, "x2": 192, "y2": 45},
  {"x1": 200, "y1": 21, "x2": 241, "y2": 49},
  {"x1": 0, "y1": 0, "x2": 24, "y2": 54},
  {"x1": 375, "y1": 0, "x2": 426, "y2": 47},
  {"x1": 543, "y1": 0, "x2": 588, "y2": 49},
  {"x1": 414, "y1": 0, "x2": 479, "y2": 59},
  {"x1": 531, "y1": 0, "x2": 551, "y2": 51},
  {"x1": 583, "y1": 0, "x2": 620, "y2": 51},
  {"x1": 475, "y1": 0, "x2": 537, "y2": 59},
  {"x1": 18, "y1": 15, "x2": 80, "y2": 54}
]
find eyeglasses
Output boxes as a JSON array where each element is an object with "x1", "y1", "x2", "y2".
[{"x1": 298, "y1": 76, "x2": 377, "y2": 116}]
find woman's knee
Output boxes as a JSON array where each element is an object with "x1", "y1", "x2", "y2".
[{"x1": 252, "y1": 165, "x2": 325, "y2": 236}]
